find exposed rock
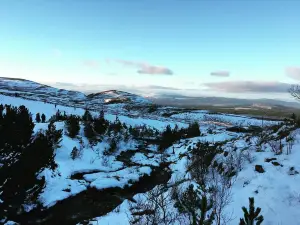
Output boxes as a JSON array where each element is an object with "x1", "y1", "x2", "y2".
[
  {"x1": 289, "y1": 167, "x2": 299, "y2": 175},
  {"x1": 265, "y1": 158, "x2": 277, "y2": 162},
  {"x1": 255, "y1": 165, "x2": 265, "y2": 173},
  {"x1": 272, "y1": 161, "x2": 281, "y2": 166}
]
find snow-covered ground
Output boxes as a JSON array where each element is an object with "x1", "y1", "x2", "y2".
[
  {"x1": 171, "y1": 111, "x2": 278, "y2": 127},
  {"x1": 2, "y1": 93, "x2": 299, "y2": 225},
  {"x1": 89, "y1": 131, "x2": 300, "y2": 225}
]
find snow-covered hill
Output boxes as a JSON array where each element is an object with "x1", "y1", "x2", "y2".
[
  {"x1": 0, "y1": 77, "x2": 151, "y2": 112},
  {"x1": 1, "y1": 80, "x2": 300, "y2": 225},
  {"x1": 87, "y1": 90, "x2": 151, "y2": 105}
]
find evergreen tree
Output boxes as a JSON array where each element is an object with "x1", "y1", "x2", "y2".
[
  {"x1": 239, "y1": 197, "x2": 264, "y2": 225},
  {"x1": 70, "y1": 146, "x2": 81, "y2": 160},
  {"x1": 82, "y1": 109, "x2": 92, "y2": 122},
  {"x1": 188, "y1": 141, "x2": 218, "y2": 186},
  {"x1": 46, "y1": 121, "x2": 63, "y2": 148},
  {"x1": 84, "y1": 121, "x2": 96, "y2": 144},
  {"x1": 41, "y1": 113, "x2": 46, "y2": 123},
  {"x1": 159, "y1": 125, "x2": 176, "y2": 151},
  {"x1": 35, "y1": 113, "x2": 41, "y2": 123},
  {"x1": 186, "y1": 122, "x2": 201, "y2": 138},
  {"x1": 94, "y1": 112, "x2": 109, "y2": 135},
  {"x1": 291, "y1": 113, "x2": 297, "y2": 121},
  {"x1": 0, "y1": 131, "x2": 57, "y2": 220},
  {"x1": 174, "y1": 184, "x2": 215, "y2": 225},
  {"x1": 65, "y1": 115, "x2": 80, "y2": 138},
  {"x1": 0, "y1": 104, "x2": 4, "y2": 120},
  {"x1": 104, "y1": 138, "x2": 118, "y2": 155},
  {"x1": 56, "y1": 109, "x2": 61, "y2": 120},
  {"x1": 0, "y1": 105, "x2": 34, "y2": 149},
  {"x1": 17, "y1": 105, "x2": 35, "y2": 146}
]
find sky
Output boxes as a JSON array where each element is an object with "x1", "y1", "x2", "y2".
[{"x1": 1, "y1": 0, "x2": 300, "y2": 100}]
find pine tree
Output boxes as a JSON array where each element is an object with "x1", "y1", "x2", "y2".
[
  {"x1": 41, "y1": 113, "x2": 46, "y2": 123},
  {"x1": 0, "y1": 105, "x2": 34, "y2": 152},
  {"x1": 82, "y1": 109, "x2": 92, "y2": 122},
  {"x1": 159, "y1": 125, "x2": 176, "y2": 151},
  {"x1": 0, "y1": 104, "x2": 4, "y2": 120},
  {"x1": 84, "y1": 121, "x2": 96, "y2": 144},
  {"x1": 0, "y1": 131, "x2": 57, "y2": 219},
  {"x1": 104, "y1": 138, "x2": 118, "y2": 155},
  {"x1": 94, "y1": 112, "x2": 109, "y2": 135},
  {"x1": 65, "y1": 115, "x2": 80, "y2": 138},
  {"x1": 56, "y1": 109, "x2": 61, "y2": 120},
  {"x1": 239, "y1": 197, "x2": 264, "y2": 225},
  {"x1": 35, "y1": 113, "x2": 41, "y2": 123},
  {"x1": 291, "y1": 113, "x2": 297, "y2": 121},
  {"x1": 46, "y1": 121, "x2": 63, "y2": 148},
  {"x1": 186, "y1": 122, "x2": 201, "y2": 138},
  {"x1": 70, "y1": 146, "x2": 81, "y2": 160},
  {"x1": 174, "y1": 184, "x2": 215, "y2": 225}
]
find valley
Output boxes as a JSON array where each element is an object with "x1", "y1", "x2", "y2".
[{"x1": 0, "y1": 78, "x2": 300, "y2": 225}]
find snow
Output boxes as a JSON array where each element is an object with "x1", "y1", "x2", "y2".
[
  {"x1": 87, "y1": 166, "x2": 152, "y2": 189},
  {"x1": 225, "y1": 139, "x2": 300, "y2": 225},
  {"x1": 89, "y1": 129, "x2": 300, "y2": 225},
  {"x1": 2, "y1": 88, "x2": 300, "y2": 225},
  {"x1": 88, "y1": 200, "x2": 131, "y2": 225},
  {"x1": 171, "y1": 111, "x2": 278, "y2": 127}
]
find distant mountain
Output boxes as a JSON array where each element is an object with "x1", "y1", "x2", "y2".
[{"x1": 150, "y1": 94, "x2": 300, "y2": 109}]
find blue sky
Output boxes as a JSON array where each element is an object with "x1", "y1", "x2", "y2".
[{"x1": 1, "y1": 0, "x2": 300, "y2": 99}]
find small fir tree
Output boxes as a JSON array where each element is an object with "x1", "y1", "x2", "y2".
[
  {"x1": 174, "y1": 184, "x2": 215, "y2": 225},
  {"x1": 70, "y1": 146, "x2": 81, "y2": 160},
  {"x1": 239, "y1": 197, "x2": 264, "y2": 225},
  {"x1": 84, "y1": 121, "x2": 96, "y2": 144},
  {"x1": 82, "y1": 109, "x2": 92, "y2": 122},
  {"x1": 35, "y1": 113, "x2": 41, "y2": 123},
  {"x1": 46, "y1": 121, "x2": 63, "y2": 148},
  {"x1": 41, "y1": 113, "x2": 46, "y2": 123}
]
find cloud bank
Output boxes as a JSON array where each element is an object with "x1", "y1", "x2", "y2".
[
  {"x1": 286, "y1": 67, "x2": 300, "y2": 80},
  {"x1": 108, "y1": 59, "x2": 173, "y2": 75},
  {"x1": 83, "y1": 60, "x2": 99, "y2": 68},
  {"x1": 204, "y1": 81, "x2": 291, "y2": 93},
  {"x1": 210, "y1": 71, "x2": 230, "y2": 77}
]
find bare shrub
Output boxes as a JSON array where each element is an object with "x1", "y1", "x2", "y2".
[
  {"x1": 286, "y1": 133, "x2": 295, "y2": 155},
  {"x1": 129, "y1": 185, "x2": 182, "y2": 225},
  {"x1": 209, "y1": 165, "x2": 234, "y2": 225},
  {"x1": 269, "y1": 139, "x2": 283, "y2": 155}
]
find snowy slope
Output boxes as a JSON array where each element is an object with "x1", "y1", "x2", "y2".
[
  {"x1": 0, "y1": 77, "x2": 86, "y2": 104},
  {"x1": 0, "y1": 78, "x2": 151, "y2": 113},
  {"x1": 2, "y1": 88, "x2": 300, "y2": 225},
  {"x1": 90, "y1": 131, "x2": 300, "y2": 225},
  {"x1": 87, "y1": 90, "x2": 151, "y2": 105}
]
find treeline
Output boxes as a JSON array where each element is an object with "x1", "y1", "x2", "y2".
[{"x1": 159, "y1": 122, "x2": 201, "y2": 151}]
